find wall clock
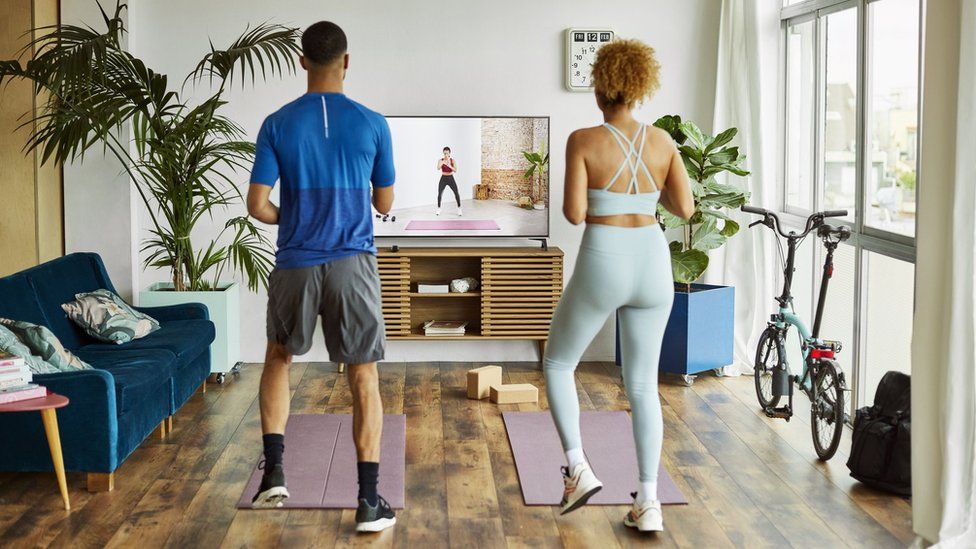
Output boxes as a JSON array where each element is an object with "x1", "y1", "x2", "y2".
[{"x1": 565, "y1": 28, "x2": 614, "y2": 92}]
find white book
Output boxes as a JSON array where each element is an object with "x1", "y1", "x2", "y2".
[
  {"x1": 0, "y1": 370, "x2": 31, "y2": 384},
  {"x1": 417, "y1": 282, "x2": 450, "y2": 294}
]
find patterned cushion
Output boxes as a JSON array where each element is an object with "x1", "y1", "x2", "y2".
[
  {"x1": 0, "y1": 324, "x2": 60, "y2": 374},
  {"x1": 61, "y1": 289, "x2": 161, "y2": 345},
  {"x1": 0, "y1": 318, "x2": 93, "y2": 372}
]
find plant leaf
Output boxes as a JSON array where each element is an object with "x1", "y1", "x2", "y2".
[
  {"x1": 705, "y1": 127, "x2": 737, "y2": 154},
  {"x1": 692, "y1": 218, "x2": 727, "y2": 251},
  {"x1": 671, "y1": 249, "x2": 709, "y2": 284},
  {"x1": 720, "y1": 218, "x2": 740, "y2": 237}
]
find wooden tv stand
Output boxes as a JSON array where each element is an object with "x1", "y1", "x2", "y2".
[{"x1": 376, "y1": 246, "x2": 563, "y2": 357}]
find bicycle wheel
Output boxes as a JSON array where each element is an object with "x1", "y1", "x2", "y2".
[
  {"x1": 754, "y1": 326, "x2": 782, "y2": 409},
  {"x1": 811, "y1": 359, "x2": 844, "y2": 460}
]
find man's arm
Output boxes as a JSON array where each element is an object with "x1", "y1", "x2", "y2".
[
  {"x1": 373, "y1": 185, "x2": 394, "y2": 215},
  {"x1": 247, "y1": 183, "x2": 279, "y2": 225}
]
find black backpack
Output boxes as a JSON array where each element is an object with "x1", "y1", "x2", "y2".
[{"x1": 846, "y1": 371, "x2": 911, "y2": 496}]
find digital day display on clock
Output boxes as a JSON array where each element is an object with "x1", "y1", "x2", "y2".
[{"x1": 566, "y1": 28, "x2": 613, "y2": 91}]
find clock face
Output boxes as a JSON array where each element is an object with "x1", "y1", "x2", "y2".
[{"x1": 566, "y1": 29, "x2": 614, "y2": 91}]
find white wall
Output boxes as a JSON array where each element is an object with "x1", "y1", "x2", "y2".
[
  {"x1": 61, "y1": 0, "x2": 138, "y2": 299},
  {"x1": 68, "y1": 0, "x2": 720, "y2": 362},
  {"x1": 387, "y1": 117, "x2": 482, "y2": 210}
]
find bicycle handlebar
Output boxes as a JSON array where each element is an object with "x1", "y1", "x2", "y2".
[{"x1": 740, "y1": 205, "x2": 847, "y2": 240}]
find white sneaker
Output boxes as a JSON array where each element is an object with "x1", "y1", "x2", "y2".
[
  {"x1": 559, "y1": 463, "x2": 603, "y2": 515},
  {"x1": 435, "y1": 208, "x2": 441, "y2": 216},
  {"x1": 623, "y1": 493, "x2": 663, "y2": 532},
  {"x1": 457, "y1": 207, "x2": 463, "y2": 217}
]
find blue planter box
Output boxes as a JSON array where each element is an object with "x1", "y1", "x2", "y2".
[{"x1": 616, "y1": 283, "x2": 734, "y2": 375}]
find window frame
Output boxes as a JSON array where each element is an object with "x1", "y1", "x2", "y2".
[{"x1": 777, "y1": 0, "x2": 921, "y2": 411}]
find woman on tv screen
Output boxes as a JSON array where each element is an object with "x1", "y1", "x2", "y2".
[{"x1": 434, "y1": 146, "x2": 462, "y2": 216}]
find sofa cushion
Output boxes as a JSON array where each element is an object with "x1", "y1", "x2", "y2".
[
  {"x1": 74, "y1": 348, "x2": 178, "y2": 415},
  {"x1": 0, "y1": 274, "x2": 48, "y2": 328},
  {"x1": 0, "y1": 318, "x2": 92, "y2": 371},
  {"x1": 0, "y1": 325, "x2": 59, "y2": 374},
  {"x1": 62, "y1": 289, "x2": 161, "y2": 345},
  {"x1": 80, "y1": 319, "x2": 215, "y2": 365}
]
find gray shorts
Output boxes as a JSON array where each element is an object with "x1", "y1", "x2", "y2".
[{"x1": 266, "y1": 253, "x2": 386, "y2": 363}]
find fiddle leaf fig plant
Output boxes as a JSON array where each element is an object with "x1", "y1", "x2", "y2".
[{"x1": 653, "y1": 115, "x2": 751, "y2": 288}]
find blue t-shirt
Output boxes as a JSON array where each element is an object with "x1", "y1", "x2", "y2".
[{"x1": 250, "y1": 93, "x2": 395, "y2": 269}]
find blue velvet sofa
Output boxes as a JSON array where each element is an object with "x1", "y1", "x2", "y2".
[{"x1": 0, "y1": 253, "x2": 214, "y2": 490}]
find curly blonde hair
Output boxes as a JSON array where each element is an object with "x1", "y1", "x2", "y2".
[{"x1": 591, "y1": 38, "x2": 661, "y2": 107}]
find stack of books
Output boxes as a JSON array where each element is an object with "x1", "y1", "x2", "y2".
[
  {"x1": 416, "y1": 281, "x2": 450, "y2": 294},
  {"x1": 0, "y1": 353, "x2": 46, "y2": 404},
  {"x1": 422, "y1": 320, "x2": 468, "y2": 336}
]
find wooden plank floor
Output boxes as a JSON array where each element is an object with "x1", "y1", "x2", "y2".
[{"x1": 0, "y1": 362, "x2": 912, "y2": 548}]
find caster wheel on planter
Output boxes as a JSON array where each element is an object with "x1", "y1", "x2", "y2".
[
  {"x1": 215, "y1": 373, "x2": 226, "y2": 384},
  {"x1": 680, "y1": 374, "x2": 697, "y2": 387},
  {"x1": 231, "y1": 362, "x2": 243, "y2": 373}
]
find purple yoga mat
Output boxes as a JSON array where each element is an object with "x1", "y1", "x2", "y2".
[
  {"x1": 503, "y1": 411, "x2": 687, "y2": 505},
  {"x1": 238, "y1": 414, "x2": 406, "y2": 509},
  {"x1": 405, "y1": 219, "x2": 501, "y2": 231}
]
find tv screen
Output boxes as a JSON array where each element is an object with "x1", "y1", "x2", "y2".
[{"x1": 374, "y1": 116, "x2": 550, "y2": 238}]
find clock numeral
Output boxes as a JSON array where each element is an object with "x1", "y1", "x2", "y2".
[
  {"x1": 574, "y1": 54, "x2": 583, "y2": 61},
  {"x1": 572, "y1": 62, "x2": 578, "y2": 68},
  {"x1": 589, "y1": 46, "x2": 596, "y2": 53}
]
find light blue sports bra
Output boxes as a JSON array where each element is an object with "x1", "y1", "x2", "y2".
[{"x1": 586, "y1": 123, "x2": 661, "y2": 217}]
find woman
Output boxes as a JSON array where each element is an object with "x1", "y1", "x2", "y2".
[
  {"x1": 435, "y1": 146, "x2": 462, "y2": 216},
  {"x1": 543, "y1": 39, "x2": 694, "y2": 533}
]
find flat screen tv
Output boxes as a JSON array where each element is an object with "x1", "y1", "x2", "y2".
[{"x1": 374, "y1": 116, "x2": 550, "y2": 238}]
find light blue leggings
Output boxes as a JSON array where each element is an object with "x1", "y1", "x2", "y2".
[{"x1": 543, "y1": 224, "x2": 673, "y2": 482}]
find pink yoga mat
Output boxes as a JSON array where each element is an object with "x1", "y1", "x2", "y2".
[
  {"x1": 238, "y1": 414, "x2": 405, "y2": 509},
  {"x1": 503, "y1": 411, "x2": 687, "y2": 505},
  {"x1": 405, "y1": 219, "x2": 501, "y2": 230}
]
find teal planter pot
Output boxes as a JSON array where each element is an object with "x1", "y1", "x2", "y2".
[
  {"x1": 139, "y1": 282, "x2": 241, "y2": 379},
  {"x1": 616, "y1": 283, "x2": 734, "y2": 382}
]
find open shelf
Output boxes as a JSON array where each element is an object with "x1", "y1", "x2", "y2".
[{"x1": 409, "y1": 291, "x2": 481, "y2": 298}]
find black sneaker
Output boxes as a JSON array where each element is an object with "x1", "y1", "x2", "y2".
[
  {"x1": 355, "y1": 495, "x2": 396, "y2": 533},
  {"x1": 251, "y1": 461, "x2": 290, "y2": 508}
]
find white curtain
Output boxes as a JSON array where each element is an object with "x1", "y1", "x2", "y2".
[
  {"x1": 706, "y1": 0, "x2": 781, "y2": 376},
  {"x1": 932, "y1": 1, "x2": 976, "y2": 545}
]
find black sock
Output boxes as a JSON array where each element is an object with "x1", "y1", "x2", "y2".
[
  {"x1": 357, "y1": 461, "x2": 379, "y2": 505},
  {"x1": 263, "y1": 433, "x2": 284, "y2": 469}
]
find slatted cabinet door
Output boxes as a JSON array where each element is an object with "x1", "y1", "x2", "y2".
[
  {"x1": 378, "y1": 256, "x2": 411, "y2": 337},
  {"x1": 481, "y1": 255, "x2": 563, "y2": 338}
]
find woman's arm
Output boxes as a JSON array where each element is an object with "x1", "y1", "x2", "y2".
[
  {"x1": 659, "y1": 138, "x2": 694, "y2": 220},
  {"x1": 563, "y1": 130, "x2": 588, "y2": 225},
  {"x1": 450, "y1": 159, "x2": 457, "y2": 174}
]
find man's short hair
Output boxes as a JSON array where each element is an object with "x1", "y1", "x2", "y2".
[{"x1": 301, "y1": 21, "x2": 347, "y2": 65}]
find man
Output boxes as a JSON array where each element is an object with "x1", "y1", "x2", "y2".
[{"x1": 246, "y1": 21, "x2": 396, "y2": 533}]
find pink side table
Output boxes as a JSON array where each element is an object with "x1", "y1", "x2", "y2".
[{"x1": 0, "y1": 392, "x2": 71, "y2": 510}]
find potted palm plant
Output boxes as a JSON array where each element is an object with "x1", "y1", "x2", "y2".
[
  {"x1": 522, "y1": 142, "x2": 549, "y2": 209},
  {"x1": 615, "y1": 115, "x2": 750, "y2": 384},
  {"x1": 0, "y1": 2, "x2": 300, "y2": 381}
]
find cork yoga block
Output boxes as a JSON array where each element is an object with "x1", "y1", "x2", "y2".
[
  {"x1": 467, "y1": 365, "x2": 503, "y2": 400},
  {"x1": 490, "y1": 383, "x2": 539, "y2": 405}
]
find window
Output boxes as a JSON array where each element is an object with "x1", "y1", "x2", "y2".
[
  {"x1": 866, "y1": 0, "x2": 920, "y2": 236},
  {"x1": 863, "y1": 252, "x2": 914, "y2": 405},
  {"x1": 785, "y1": 20, "x2": 816, "y2": 212},
  {"x1": 779, "y1": 0, "x2": 919, "y2": 413},
  {"x1": 822, "y1": 8, "x2": 857, "y2": 221}
]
